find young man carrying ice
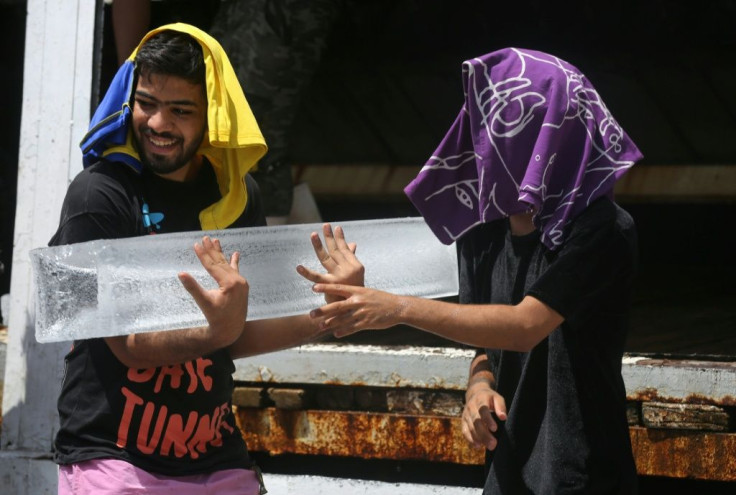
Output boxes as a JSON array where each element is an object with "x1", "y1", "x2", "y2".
[{"x1": 50, "y1": 24, "x2": 362, "y2": 494}]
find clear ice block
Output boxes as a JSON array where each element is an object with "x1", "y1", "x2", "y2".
[{"x1": 31, "y1": 218, "x2": 458, "y2": 343}]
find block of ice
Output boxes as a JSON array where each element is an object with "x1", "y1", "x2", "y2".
[{"x1": 30, "y1": 218, "x2": 458, "y2": 343}]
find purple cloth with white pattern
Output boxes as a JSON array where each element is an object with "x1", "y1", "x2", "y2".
[{"x1": 405, "y1": 48, "x2": 643, "y2": 249}]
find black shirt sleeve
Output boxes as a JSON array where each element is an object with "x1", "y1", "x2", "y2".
[
  {"x1": 527, "y1": 198, "x2": 638, "y2": 323},
  {"x1": 49, "y1": 162, "x2": 141, "y2": 246}
]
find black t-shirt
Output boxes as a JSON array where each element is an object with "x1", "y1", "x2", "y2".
[
  {"x1": 52, "y1": 158, "x2": 266, "y2": 476},
  {"x1": 50, "y1": 158, "x2": 264, "y2": 243},
  {"x1": 457, "y1": 197, "x2": 638, "y2": 494}
]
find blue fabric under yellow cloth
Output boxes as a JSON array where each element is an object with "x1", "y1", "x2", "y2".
[{"x1": 79, "y1": 23, "x2": 267, "y2": 230}]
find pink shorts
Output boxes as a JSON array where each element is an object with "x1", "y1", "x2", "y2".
[{"x1": 58, "y1": 458, "x2": 263, "y2": 495}]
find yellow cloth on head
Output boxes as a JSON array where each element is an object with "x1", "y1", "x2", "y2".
[{"x1": 127, "y1": 23, "x2": 267, "y2": 230}]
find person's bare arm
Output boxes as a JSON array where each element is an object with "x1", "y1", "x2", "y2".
[
  {"x1": 227, "y1": 223, "x2": 365, "y2": 359},
  {"x1": 308, "y1": 285, "x2": 563, "y2": 352},
  {"x1": 105, "y1": 236, "x2": 248, "y2": 368},
  {"x1": 112, "y1": 0, "x2": 151, "y2": 64},
  {"x1": 227, "y1": 314, "x2": 328, "y2": 359}
]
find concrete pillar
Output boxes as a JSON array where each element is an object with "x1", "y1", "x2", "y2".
[{"x1": 0, "y1": 0, "x2": 96, "y2": 492}]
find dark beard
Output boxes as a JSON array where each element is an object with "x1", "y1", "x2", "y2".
[{"x1": 134, "y1": 128, "x2": 205, "y2": 176}]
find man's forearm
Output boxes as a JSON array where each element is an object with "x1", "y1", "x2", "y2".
[
  {"x1": 105, "y1": 324, "x2": 235, "y2": 369},
  {"x1": 102, "y1": 235, "x2": 251, "y2": 369},
  {"x1": 228, "y1": 314, "x2": 328, "y2": 360},
  {"x1": 104, "y1": 314, "x2": 324, "y2": 368},
  {"x1": 396, "y1": 294, "x2": 562, "y2": 352},
  {"x1": 312, "y1": 284, "x2": 563, "y2": 350}
]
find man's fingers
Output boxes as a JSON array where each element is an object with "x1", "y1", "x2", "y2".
[
  {"x1": 296, "y1": 264, "x2": 325, "y2": 283},
  {"x1": 312, "y1": 283, "x2": 356, "y2": 299},
  {"x1": 201, "y1": 236, "x2": 214, "y2": 250},
  {"x1": 202, "y1": 236, "x2": 222, "y2": 263},
  {"x1": 308, "y1": 297, "x2": 350, "y2": 319},
  {"x1": 212, "y1": 237, "x2": 222, "y2": 252},
  {"x1": 228, "y1": 251, "x2": 240, "y2": 270},
  {"x1": 492, "y1": 394, "x2": 508, "y2": 421},
  {"x1": 466, "y1": 424, "x2": 486, "y2": 450},
  {"x1": 461, "y1": 418, "x2": 475, "y2": 446},
  {"x1": 329, "y1": 226, "x2": 358, "y2": 264},
  {"x1": 321, "y1": 223, "x2": 338, "y2": 253},
  {"x1": 332, "y1": 226, "x2": 351, "y2": 252},
  {"x1": 195, "y1": 237, "x2": 227, "y2": 265},
  {"x1": 462, "y1": 391, "x2": 502, "y2": 451},
  {"x1": 192, "y1": 238, "x2": 244, "y2": 294},
  {"x1": 479, "y1": 405, "x2": 498, "y2": 433},
  {"x1": 323, "y1": 312, "x2": 362, "y2": 338},
  {"x1": 310, "y1": 224, "x2": 362, "y2": 271},
  {"x1": 472, "y1": 411, "x2": 497, "y2": 450},
  {"x1": 310, "y1": 231, "x2": 334, "y2": 268},
  {"x1": 462, "y1": 411, "x2": 487, "y2": 449},
  {"x1": 178, "y1": 272, "x2": 208, "y2": 308}
]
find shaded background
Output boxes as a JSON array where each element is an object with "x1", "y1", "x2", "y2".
[{"x1": 84, "y1": 0, "x2": 736, "y2": 357}]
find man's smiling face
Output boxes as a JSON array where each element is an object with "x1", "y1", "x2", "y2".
[{"x1": 131, "y1": 71, "x2": 207, "y2": 181}]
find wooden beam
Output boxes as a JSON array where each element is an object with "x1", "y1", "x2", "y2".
[
  {"x1": 614, "y1": 165, "x2": 736, "y2": 201},
  {"x1": 293, "y1": 164, "x2": 736, "y2": 200}
]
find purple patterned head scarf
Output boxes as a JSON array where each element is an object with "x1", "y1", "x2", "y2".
[{"x1": 405, "y1": 48, "x2": 643, "y2": 250}]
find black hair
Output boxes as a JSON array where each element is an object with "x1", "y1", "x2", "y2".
[{"x1": 134, "y1": 30, "x2": 206, "y2": 87}]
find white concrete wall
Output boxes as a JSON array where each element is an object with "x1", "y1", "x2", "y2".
[{"x1": 0, "y1": 0, "x2": 96, "y2": 492}]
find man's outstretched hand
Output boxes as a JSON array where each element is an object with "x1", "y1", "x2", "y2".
[
  {"x1": 178, "y1": 236, "x2": 249, "y2": 348},
  {"x1": 297, "y1": 223, "x2": 365, "y2": 303}
]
